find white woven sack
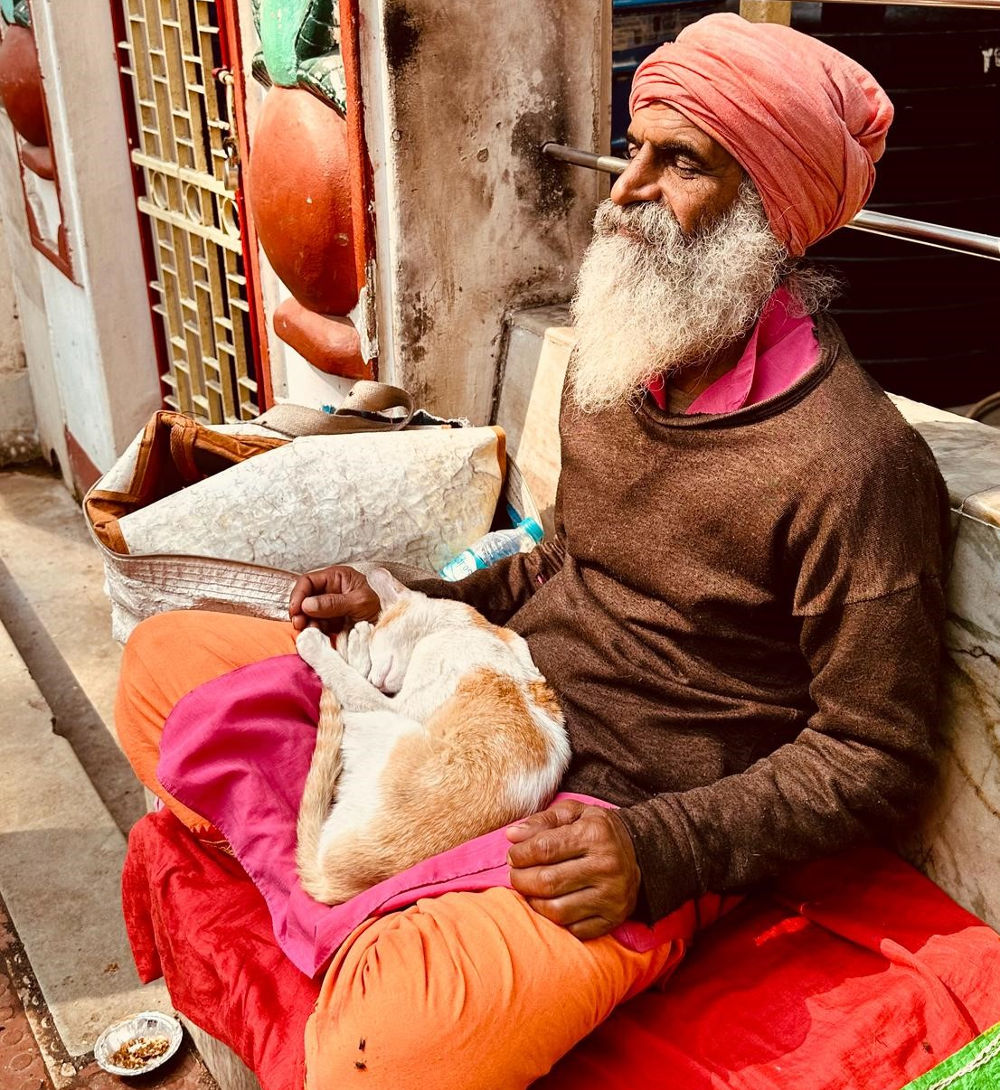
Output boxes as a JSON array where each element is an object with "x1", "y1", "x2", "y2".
[{"x1": 92, "y1": 426, "x2": 505, "y2": 642}]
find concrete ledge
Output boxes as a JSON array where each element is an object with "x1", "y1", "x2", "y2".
[{"x1": 181, "y1": 1018, "x2": 261, "y2": 1090}]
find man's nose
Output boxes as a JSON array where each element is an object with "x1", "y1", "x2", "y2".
[{"x1": 610, "y1": 150, "x2": 661, "y2": 206}]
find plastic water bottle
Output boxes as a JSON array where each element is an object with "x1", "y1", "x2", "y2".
[{"x1": 439, "y1": 517, "x2": 543, "y2": 581}]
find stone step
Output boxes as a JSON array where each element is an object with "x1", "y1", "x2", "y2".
[
  {"x1": 0, "y1": 465, "x2": 121, "y2": 731},
  {"x1": 0, "y1": 620, "x2": 171, "y2": 1080},
  {"x1": 0, "y1": 465, "x2": 142, "y2": 832}
]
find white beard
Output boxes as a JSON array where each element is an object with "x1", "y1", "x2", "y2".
[{"x1": 568, "y1": 180, "x2": 789, "y2": 414}]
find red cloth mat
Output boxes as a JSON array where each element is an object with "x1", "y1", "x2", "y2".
[
  {"x1": 123, "y1": 810, "x2": 1000, "y2": 1090},
  {"x1": 123, "y1": 809, "x2": 321, "y2": 1090}
]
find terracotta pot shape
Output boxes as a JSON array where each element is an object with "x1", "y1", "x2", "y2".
[
  {"x1": 273, "y1": 298, "x2": 368, "y2": 378},
  {"x1": 0, "y1": 25, "x2": 47, "y2": 147},
  {"x1": 248, "y1": 86, "x2": 359, "y2": 316}
]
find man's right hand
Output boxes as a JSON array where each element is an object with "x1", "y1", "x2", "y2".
[{"x1": 289, "y1": 565, "x2": 382, "y2": 635}]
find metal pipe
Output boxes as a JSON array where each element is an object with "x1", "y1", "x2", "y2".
[
  {"x1": 794, "y1": 0, "x2": 1000, "y2": 7},
  {"x1": 542, "y1": 143, "x2": 627, "y2": 177},
  {"x1": 847, "y1": 210, "x2": 1000, "y2": 260},
  {"x1": 541, "y1": 143, "x2": 1000, "y2": 262}
]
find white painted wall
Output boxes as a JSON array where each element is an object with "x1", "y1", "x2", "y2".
[
  {"x1": 0, "y1": 210, "x2": 24, "y2": 373},
  {"x1": 31, "y1": 0, "x2": 161, "y2": 467},
  {"x1": 359, "y1": 0, "x2": 611, "y2": 422},
  {"x1": 0, "y1": 106, "x2": 65, "y2": 472},
  {"x1": 0, "y1": 1, "x2": 161, "y2": 483},
  {"x1": 0, "y1": 206, "x2": 38, "y2": 466}
]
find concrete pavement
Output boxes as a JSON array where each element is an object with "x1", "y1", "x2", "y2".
[{"x1": 0, "y1": 463, "x2": 216, "y2": 1088}]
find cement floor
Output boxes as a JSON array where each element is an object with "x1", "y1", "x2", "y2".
[
  {"x1": 0, "y1": 463, "x2": 217, "y2": 1089},
  {"x1": 0, "y1": 899, "x2": 215, "y2": 1090}
]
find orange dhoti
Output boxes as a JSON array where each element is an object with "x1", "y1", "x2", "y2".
[{"x1": 115, "y1": 610, "x2": 692, "y2": 1089}]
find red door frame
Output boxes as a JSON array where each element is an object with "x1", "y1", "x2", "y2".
[
  {"x1": 340, "y1": 0, "x2": 378, "y2": 320},
  {"x1": 216, "y1": 0, "x2": 275, "y2": 407}
]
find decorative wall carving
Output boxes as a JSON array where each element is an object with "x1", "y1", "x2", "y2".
[{"x1": 247, "y1": 0, "x2": 370, "y2": 380}]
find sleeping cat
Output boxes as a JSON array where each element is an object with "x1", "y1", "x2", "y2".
[{"x1": 294, "y1": 567, "x2": 570, "y2": 905}]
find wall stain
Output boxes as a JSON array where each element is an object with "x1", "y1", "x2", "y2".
[
  {"x1": 385, "y1": 1, "x2": 420, "y2": 73},
  {"x1": 510, "y1": 109, "x2": 574, "y2": 222},
  {"x1": 403, "y1": 291, "x2": 435, "y2": 365},
  {"x1": 411, "y1": 292, "x2": 434, "y2": 339}
]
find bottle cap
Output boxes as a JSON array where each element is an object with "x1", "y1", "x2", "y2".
[{"x1": 518, "y1": 517, "x2": 543, "y2": 543}]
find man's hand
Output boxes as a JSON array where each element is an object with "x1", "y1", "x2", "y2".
[
  {"x1": 506, "y1": 799, "x2": 641, "y2": 940},
  {"x1": 289, "y1": 565, "x2": 381, "y2": 635}
]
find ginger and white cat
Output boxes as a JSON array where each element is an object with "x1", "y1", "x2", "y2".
[{"x1": 295, "y1": 568, "x2": 570, "y2": 905}]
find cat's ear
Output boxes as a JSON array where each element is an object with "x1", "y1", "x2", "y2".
[{"x1": 366, "y1": 567, "x2": 412, "y2": 609}]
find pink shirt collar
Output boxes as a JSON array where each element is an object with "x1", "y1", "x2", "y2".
[{"x1": 647, "y1": 287, "x2": 819, "y2": 415}]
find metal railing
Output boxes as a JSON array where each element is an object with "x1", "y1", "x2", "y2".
[
  {"x1": 793, "y1": 0, "x2": 1000, "y2": 7},
  {"x1": 541, "y1": 143, "x2": 1000, "y2": 262}
]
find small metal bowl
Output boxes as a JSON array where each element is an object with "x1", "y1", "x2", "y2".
[{"x1": 93, "y1": 1011, "x2": 183, "y2": 1077}]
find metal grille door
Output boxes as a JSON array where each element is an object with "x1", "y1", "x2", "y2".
[{"x1": 117, "y1": 0, "x2": 259, "y2": 421}]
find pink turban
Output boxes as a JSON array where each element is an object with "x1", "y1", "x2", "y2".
[{"x1": 629, "y1": 14, "x2": 893, "y2": 256}]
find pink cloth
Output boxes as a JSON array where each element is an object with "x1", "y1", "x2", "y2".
[
  {"x1": 157, "y1": 654, "x2": 703, "y2": 978},
  {"x1": 630, "y1": 13, "x2": 893, "y2": 255},
  {"x1": 647, "y1": 286, "x2": 820, "y2": 414}
]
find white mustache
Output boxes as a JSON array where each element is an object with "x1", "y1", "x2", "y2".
[{"x1": 593, "y1": 200, "x2": 686, "y2": 249}]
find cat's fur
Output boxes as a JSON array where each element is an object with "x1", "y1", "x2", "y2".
[{"x1": 295, "y1": 567, "x2": 570, "y2": 905}]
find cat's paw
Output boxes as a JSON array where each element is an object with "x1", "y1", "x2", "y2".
[
  {"x1": 296, "y1": 626, "x2": 333, "y2": 672},
  {"x1": 344, "y1": 621, "x2": 374, "y2": 677}
]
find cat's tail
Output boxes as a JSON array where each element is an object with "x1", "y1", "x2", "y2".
[{"x1": 296, "y1": 686, "x2": 345, "y2": 900}]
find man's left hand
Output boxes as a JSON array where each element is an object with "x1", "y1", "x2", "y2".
[{"x1": 506, "y1": 799, "x2": 641, "y2": 940}]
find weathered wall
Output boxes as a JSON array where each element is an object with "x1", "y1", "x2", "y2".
[
  {"x1": 0, "y1": 99, "x2": 65, "y2": 472},
  {"x1": 0, "y1": 211, "x2": 22, "y2": 373},
  {"x1": 33, "y1": 0, "x2": 161, "y2": 469},
  {"x1": 0, "y1": 0, "x2": 161, "y2": 486},
  {"x1": 360, "y1": 0, "x2": 610, "y2": 422},
  {"x1": 0, "y1": 207, "x2": 38, "y2": 466}
]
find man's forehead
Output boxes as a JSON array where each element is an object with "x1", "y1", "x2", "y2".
[{"x1": 627, "y1": 104, "x2": 734, "y2": 167}]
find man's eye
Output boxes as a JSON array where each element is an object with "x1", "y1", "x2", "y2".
[{"x1": 674, "y1": 163, "x2": 701, "y2": 178}]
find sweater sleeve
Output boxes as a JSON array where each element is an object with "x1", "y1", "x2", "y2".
[
  {"x1": 614, "y1": 575, "x2": 944, "y2": 922},
  {"x1": 403, "y1": 533, "x2": 567, "y2": 626}
]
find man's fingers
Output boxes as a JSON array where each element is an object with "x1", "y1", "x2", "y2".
[
  {"x1": 522, "y1": 890, "x2": 598, "y2": 929},
  {"x1": 506, "y1": 824, "x2": 590, "y2": 868},
  {"x1": 566, "y1": 917, "x2": 614, "y2": 941},
  {"x1": 505, "y1": 811, "x2": 560, "y2": 844},
  {"x1": 508, "y1": 807, "x2": 642, "y2": 937},
  {"x1": 300, "y1": 589, "x2": 370, "y2": 620},
  {"x1": 505, "y1": 799, "x2": 586, "y2": 844},
  {"x1": 518, "y1": 885, "x2": 617, "y2": 939},
  {"x1": 509, "y1": 858, "x2": 594, "y2": 902},
  {"x1": 289, "y1": 566, "x2": 379, "y2": 627},
  {"x1": 289, "y1": 573, "x2": 322, "y2": 620},
  {"x1": 300, "y1": 592, "x2": 341, "y2": 616}
]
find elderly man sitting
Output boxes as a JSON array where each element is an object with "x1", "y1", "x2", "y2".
[{"x1": 115, "y1": 15, "x2": 949, "y2": 1090}]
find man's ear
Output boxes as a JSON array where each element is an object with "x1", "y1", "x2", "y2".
[{"x1": 366, "y1": 566, "x2": 411, "y2": 609}]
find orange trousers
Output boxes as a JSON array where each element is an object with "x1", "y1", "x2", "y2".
[{"x1": 116, "y1": 610, "x2": 688, "y2": 1089}]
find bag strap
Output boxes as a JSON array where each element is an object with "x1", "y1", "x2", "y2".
[{"x1": 252, "y1": 381, "x2": 415, "y2": 438}]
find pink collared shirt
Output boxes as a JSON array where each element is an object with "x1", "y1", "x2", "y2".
[{"x1": 647, "y1": 287, "x2": 819, "y2": 415}]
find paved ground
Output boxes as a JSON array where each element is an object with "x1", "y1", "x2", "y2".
[
  {"x1": 0, "y1": 463, "x2": 218, "y2": 1089},
  {"x1": 0, "y1": 899, "x2": 215, "y2": 1089}
]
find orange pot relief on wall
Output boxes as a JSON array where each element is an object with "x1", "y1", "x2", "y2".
[{"x1": 247, "y1": 0, "x2": 372, "y2": 379}]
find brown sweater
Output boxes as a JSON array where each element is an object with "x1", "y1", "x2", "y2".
[{"x1": 412, "y1": 318, "x2": 950, "y2": 922}]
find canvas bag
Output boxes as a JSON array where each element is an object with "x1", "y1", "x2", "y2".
[{"x1": 85, "y1": 382, "x2": 534, "y2": 642}]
